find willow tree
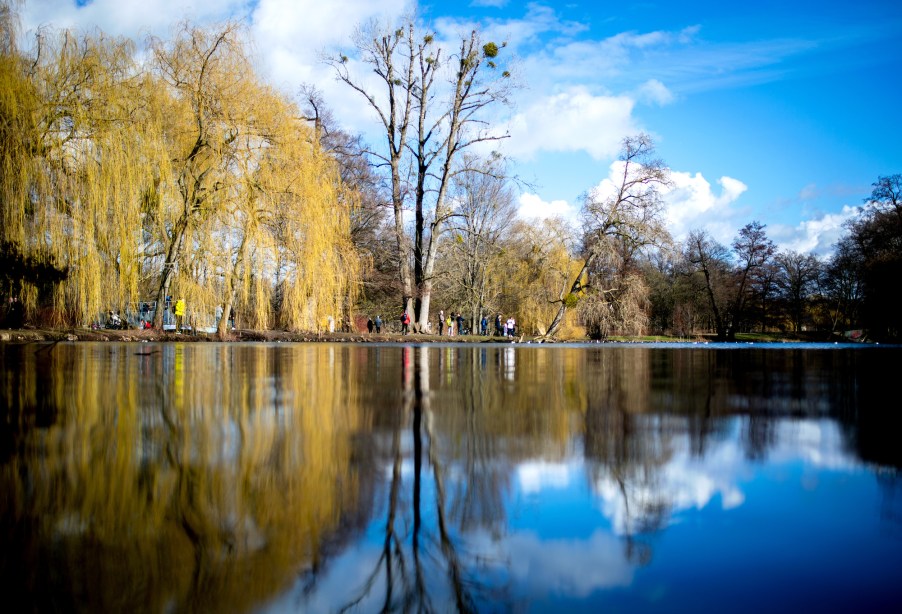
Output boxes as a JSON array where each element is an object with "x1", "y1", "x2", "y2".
[
  {"x1": 45, "y1": 35, "x2": 166, "y2": 324},
  {"x1": 1, "y1": 19, "x2": 166, "y2": 324},
  {"x1": 255, "y1": 95, "x2": 360, "y2": 333},
  {"x1": 330, "y1": 20, "x2": 512, "y2": 332},
  {"x1": 144, "y1": 24, "x2": 358, "y2": 333},
  {"x1": 146, "y1": 22, "x2": 252, "y2": 328},
  {"x1": 543, "y1": 134, "x2": 671, "y2": 339},
  {"x1": 0, "y1": 0, "x2": 49, "y2": 308},
  {"x1": 0, "y1": 0, "x2": 39, "y2": 264},
  {"x1": 498, "y1": 218, "x2": 582, "y2": 336}
]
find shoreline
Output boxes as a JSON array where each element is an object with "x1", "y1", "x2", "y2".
[
  {"x1": 0, "y1": 327, "x2": 854, "y2": 345},
  {"x1": 0, "y1": 327, "x2": 528, "y2": 344}
]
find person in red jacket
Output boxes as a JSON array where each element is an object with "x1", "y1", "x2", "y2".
[{"x1": 400, "y1": 311, "x2": 410, "y2": 334}]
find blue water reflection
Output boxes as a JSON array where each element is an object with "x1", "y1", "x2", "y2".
[
  {"x1": 274, "y1": 344, "x2": 902, "y2": 614},
  {"x1": 290, "y1": 422, "x2": 898, "y2": 611},
  {"x1": 1, "y1": 342, "x2": 900, "y2": 613}
]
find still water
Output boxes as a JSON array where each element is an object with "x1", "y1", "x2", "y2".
[{"x1": 1, "y1": 341, "x2": 901, "y2": 613}]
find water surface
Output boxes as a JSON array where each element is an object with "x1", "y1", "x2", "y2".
[{"x1": 1, "y1": 342, "x2": 900, "y2": 613}]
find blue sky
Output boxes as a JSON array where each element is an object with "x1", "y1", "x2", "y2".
[{"x1": 20, "y1": 0, "x2": 902, "y2": 255}]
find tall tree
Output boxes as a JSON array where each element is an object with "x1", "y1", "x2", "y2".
[
  {"x1": 148, "y1": 22, "x2": 248, "y2": 327},
  {"x1": 2, "y1": 24, "x2": 164, "y2": 324},
  {"x1": 821, "y1": 238, "x2": 863, "y2": 333},
  {"x1": 329, "y1": 19, "x2": 512, "y2": 332},
  {"x1": 444, "y1": 153, "x2": 516, "y2": 329},
  {"x1": 543, "y1": 134, "x2": 670, "y2": 338},
  {"x1": 2, "y1": 15, "x2": 356, "y2": 331},
  {"x1": 684, "y1": 230, "x2": 734, "y2": 340},
  {"x1": 500, "y1": 218, "x2": 581, "y2": 336},
  {"x1": 844, "y1": 174, "x2": 902, "y2": 340},
  {"x1": 730, "y1": 221, "x2": 775, "y2": 334},
  {"x1": 684, "y1": 222, "x2": 775, "y2": 340},
  {"x1": 299, "y1": 85, "x2": 392, "y2": 316},
  {"x1": 775, "y1": 250, "x2": 822, "y2": 333}
]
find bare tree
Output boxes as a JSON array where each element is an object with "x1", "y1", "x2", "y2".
[
  {"x1": 775, "y1": 250, "x2": 822, "y2": 333},
  {"x1": 543, "y1": 134, "x2": 670, "y2": 338},
  {"x1": 684, "y1": 229, "x2": 733, "y2": 339},
  {"x1": 864, "y1": 174, "x2": 902, "y2": 218},
  {"x1": 729, "y1": 221, "x2": 776, "y2": 334},
  {"x1": 847, "y1": 174, "x2": 902, "y2": 340},
  {"x1": 822, "y1": 239, "x2": 863, "y2": 332},
  {"x1": 444, "y1": 154, "x2": 516, "y2": 330},
  {"x1": 328, "y1": 20, "x2": 513, "y2": 332},
  {"x1": 684, "y1": 222, "x2": 775, "y2": 340},
  {"x1": 327, "y1": 22, "x2": 417, "y2": 325}
]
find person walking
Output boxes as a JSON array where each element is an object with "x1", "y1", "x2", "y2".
[
  {"x1": 456, "y1": 312, "x2": 465, "y2": 336},
  {"x1": 480, "y1": 315, "x2": 488, "y2": 336},
  {"x1": 401, "y1": 311, "x2": 410, "y2": 334},
  {"x1": 174, "y1": 298, "x2": 186, "y2": 333},
  {"x1": 446, "y1": 312, "x2": 454, "y2": 336},
  {"x1": 375, "y1": 315, "x2": 382, "y2": 333},
  {"x1": 495, "y1": 314, "x2": 503, "y2": 337},
  {"x1": 438, "y1": 310, "x2": 444, "y2": 336},
  {"x1": 507, "y1": 316, "x2": 516, "y2": 338},
  {"x1": 367, "y1": 317, "x2": 374, "y2": 333}
]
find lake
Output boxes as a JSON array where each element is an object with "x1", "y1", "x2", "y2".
[{"x1": 1, "y1": 341, "x2": 901, "y2": 613}]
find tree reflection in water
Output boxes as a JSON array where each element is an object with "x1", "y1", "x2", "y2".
[
  {"x1": 0, "y1": 343, "x2": 361, "y2": 613},
  {"x1": 3, "y1": 342, "x2": 902, "y2": 612},
  {"x1": 336, "y1": 346, "x2": 478, "y2": 613}
]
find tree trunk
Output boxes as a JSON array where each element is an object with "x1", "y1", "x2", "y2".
[
  {"x1": 391, "y1": 158, "x2": 415, "y2": 328},
  {"x1": 153, "y1": 214, "x2": 189, "y2": 328},
  {"x1": 544, "y1": 254, "x2": 595, "y2": 339},
  {"x1": 217, "y1": 223, "x2": 250, "y2": 336}
]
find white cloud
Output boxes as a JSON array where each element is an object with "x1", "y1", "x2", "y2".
[
  {"x1": 469, "y1": 528, "x2": 636, "y2": 597},
  {"x1": 770, "y1": 205, "x2": 857, "y2": 256},
  {"x1": 23, "y1": 0, "x2": 248, "y2": 40},
  {"x1": 515, "y1": 25, "x2": 700, "y2": 95},
  {"x1": 517, "y1": 192, "x2": 578, "y2": 221},
  {"x1": 251, "y1": 0, "x2": 407, "y2": 68},
  {"x1": 661, "y1": 171, "x2": 749, "y2": 244},
  {"x1": 517, "y1": 460, "x2": 575, "y2": 493},
  {"x1": 250, "y1": 0, "x2": 409, "y2": 131},
  {"x1": 503, "y1": 86, "x2": 638, "y2": 161},
  {"x1": 21, "y1": 0, "x2": 408, "y2": 137},
  {"x1": 592, "y1": 434, "x2": 747, "y2": 535},
  {"x1": 505, "y1": 529, "x2": 635, "y2": 595},
  {"x1": 435, "y1": 3, "x2": 586, "y2": 55},
  {"x1": 582, "y1": 164, "x2": 749, "y2": 246},
  {"x1": 635, "y1": 79, "x2": 675, "y2": 106},
  {"x1": 769, "y1": 420, "x2": 861, "y2": 470}
]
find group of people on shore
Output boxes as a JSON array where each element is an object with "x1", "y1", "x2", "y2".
[
  {"x1": 436, "y1": 310, "x2": 517, "y2": 338},
  {"x1": 363, "y1": 309, "x2": 516, "y2": 337},
  {"x1": 366, "y1": 315, "x2": 384, "y2": 334}
]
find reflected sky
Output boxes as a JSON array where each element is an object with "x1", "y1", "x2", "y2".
[
  {"x1": 2, "y1": 342, "x2": 901, "y2": 613},
  {"x1": 286, "y1": 413, "x2": 900, "y2": 613}
]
